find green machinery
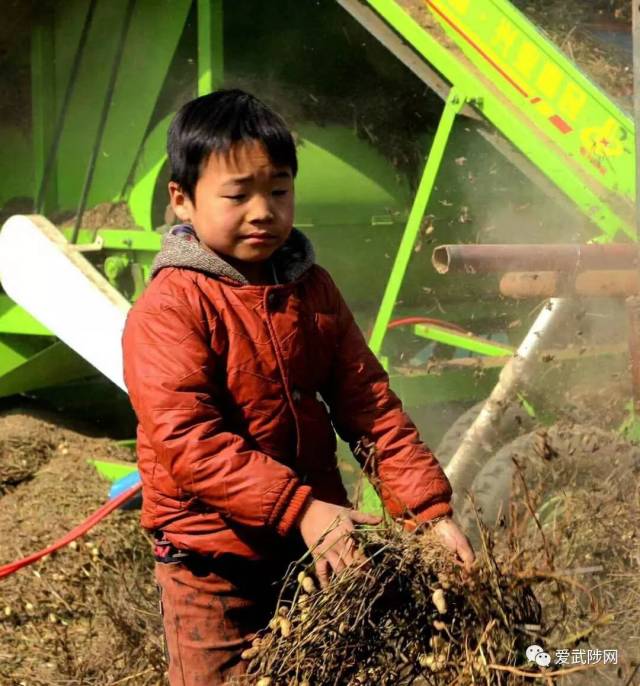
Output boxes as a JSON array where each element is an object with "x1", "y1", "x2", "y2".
[{"x1": 0, "y1": 0, "x2": 634, "y2": 449}]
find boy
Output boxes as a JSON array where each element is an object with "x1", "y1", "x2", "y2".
[{"x1": 122, "y1": 89, "x2": 474, "y2": 686}]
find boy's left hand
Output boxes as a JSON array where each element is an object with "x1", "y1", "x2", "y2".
[{"x1": 430, "y1": 517, "x2": 475, "y2": 570}]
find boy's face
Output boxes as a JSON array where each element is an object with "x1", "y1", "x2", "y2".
[{"x1": 169, "y1": 141, "x2": 294, "y2": 265}]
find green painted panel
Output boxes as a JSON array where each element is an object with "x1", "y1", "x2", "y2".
[
  {"x1": 0, "y1": 128, "x2": 33, "y2": 207},
  {"x1": 197, "y1": 0, "x2": 224, "y2": 96},
  {"x1": 53, "y1": 0, "x2": 191, "y2": 210},
  {"x1": 0, "y1": 336, "x2": 47, "y2": 376},
  {"x1": 0, "y1": 297, "x2": 51, "y2": 335},
  {"x1": 89, "y1": 459, "x2": 138, "y2": 482},
  {"x1": 128, "y1": 114, "x2": 173, "y2": 230},
  {"x1": 427, "y1": 0, "x2": 634, "y2": 202},
  {"x1": 0, "y1": 339, "x2": 94, "y2": 398},
  {"x1": 294, "y1": 125, "x2": 411, "y2": 225},
  {"x1": 31, "y1": 17, "x2": 56, "y2": 211},
  {"x1": 366, "y1": 0, "x2": 634, "y2": 240}
]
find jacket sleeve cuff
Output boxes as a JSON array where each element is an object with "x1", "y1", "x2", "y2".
[
  {"x1": 413, "y1": 499, "x2": 453, "y2": 523},
  {"x1": 275, "y1": 485, "x2": 313, "y2": 537}
]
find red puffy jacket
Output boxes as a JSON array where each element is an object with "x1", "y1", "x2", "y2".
[{"x1": 122, "y1": 228, "x2": 452, "y2": 559}]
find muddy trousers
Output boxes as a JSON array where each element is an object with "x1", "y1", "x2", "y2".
[{"x1": 156, "y1": 556, "x2": 288, "y2": 686}]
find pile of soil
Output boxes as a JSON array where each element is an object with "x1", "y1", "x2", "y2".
[
  {"x1": 1, "y1": 403, "x2": 639, "y2": 684},
  {"x1": 487, "y1": 422, "x2": 640, "y2": 685},
  {"x1": 0, "y1": 410, "x2": 163, "y2": 686}
]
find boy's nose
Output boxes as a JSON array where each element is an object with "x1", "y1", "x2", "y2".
[{"x1": 247, "y1": 195, "x2": 274, "y2": 223}]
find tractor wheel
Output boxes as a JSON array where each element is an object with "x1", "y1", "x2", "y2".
[
  {"x1": 435, "y1": 398, "x2": 535, "y2": 468},
  {"x1": 459, "y1": 423, "x2": 640, "y2": 545},
  {"x1": 458, "y1": 430, "x2": 536, "y2": 539}
]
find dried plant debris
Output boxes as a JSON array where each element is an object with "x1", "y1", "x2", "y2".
[
  {"x1": 239, "y1": 421, "x2": 640, "y2": 685},
  {"x1": 0, "y1": 435, "x2": 55, "y2": 495},
  {"x1": 238, "y1": 526, "x2": 545, "y2": 686},
  {"x1": 514, "y1": 1, "x2": 632, "y2": 102},
  {"x1": 398, "y1": 0, "x2": 632, "y2": 104},
  {"x1": 56, "y1": 201, "x2": 143, "y2": 231},
  {"x1": 0, "y1": 411, "x2": 162, "y2": 686}
]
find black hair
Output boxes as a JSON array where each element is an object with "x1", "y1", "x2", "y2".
[{"x1": 167, "y1": 89, "x2": 298, "y2": 202}]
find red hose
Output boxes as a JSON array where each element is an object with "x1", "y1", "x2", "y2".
[{"x1": 0, "y1": 482, "x2": 142, "y2": 580}]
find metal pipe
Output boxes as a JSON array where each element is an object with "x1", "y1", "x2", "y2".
[
  {"x1": 500, "y1": 270, "x2": 640, "y2": 299},
  {"x1": 432, "y1": 244, "x2": 640, "y2": 275},
  {"x1": 445, "y1": 297, "x2": 573, "y2": 503}
]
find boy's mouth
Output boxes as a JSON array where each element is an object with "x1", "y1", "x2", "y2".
[{"x1": 241, "y1": 232, "x2": 279, "y2": 244}]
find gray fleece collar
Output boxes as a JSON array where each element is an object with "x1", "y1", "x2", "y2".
[{"x1": 151, "y1": 227, "x2": 315, "y2": 284}]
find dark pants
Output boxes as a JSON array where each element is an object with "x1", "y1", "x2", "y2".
[{"x1": 156, "y1": 554, "x2": 291, "y2": 686}]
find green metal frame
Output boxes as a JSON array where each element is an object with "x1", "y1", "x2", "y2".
[
  {"x1": 365, "y1": 0, "x2": 635, "y2": 240},
  {"x1": 413, "y1": 323, "x2": 514, "y2": 357},
  {"x1": 358, "y1": 0, "x2": 638, "y2": 414},
  {"x1": 89, "y1": 458, "x2": 138, "y2": 482},
  {"x1": 369, "y1": 88, "x2": 466, "y2": 355},
  {"x1": 0, "y1": 338, "x2": 95, "y2": 397},
  {"x1": 3, "y1": 0, "x2": 638, "y2": 420}
]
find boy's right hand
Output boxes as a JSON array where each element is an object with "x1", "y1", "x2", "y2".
[{"x1": 296, "y1": 497, "x2": 381, "y2": 588}]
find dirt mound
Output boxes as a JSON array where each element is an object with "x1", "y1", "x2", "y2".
[
  {"x1": 1, "y1": 409, "x2": 639, "y2": 685},
  {"x1": 491, "y1": 422, "x2": 640, "y2": 685},
  {"x1": 0, "y1": 411, "x2": 163, "y2": 686},
  {"x1": 0, "y1": 430, "x2": 56, "y2": 496}
]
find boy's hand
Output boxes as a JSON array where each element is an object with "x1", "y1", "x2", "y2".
[
  {"x1": 296, "y1": 497, "x2": 381, "y2": 587},
  {"x1": 430, "y1": 516, "x2": 475, "y2": 570}
]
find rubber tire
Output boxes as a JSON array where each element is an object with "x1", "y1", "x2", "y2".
[
  {"x1": 459, "y1": 431, "x2": 535, "y2": 537},
  {"x1": 460, "y1": 424, "x2": 640, "y2": 545},
  {"x1": 435, "y1": 399, "x2": 535, "y2": 468}
]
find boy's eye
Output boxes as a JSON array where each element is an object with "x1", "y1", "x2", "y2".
[
  {"x1": 272, "y1": 189, "x2": 288, "y2": 197},
  {"x1": 224, "y1": 194, "x2": 246, "y2": 201}
]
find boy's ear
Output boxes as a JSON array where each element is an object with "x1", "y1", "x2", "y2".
[{"x1": 168, "y1": 181, "x2": 192, "y2": 223}]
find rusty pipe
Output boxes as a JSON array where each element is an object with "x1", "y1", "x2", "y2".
[
  {"x1": 500, "y1": 270, "x2": 640, "y2": 298},
  {"x1": 432, "y1": 244, "x2": 640, "y2": 275}
]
